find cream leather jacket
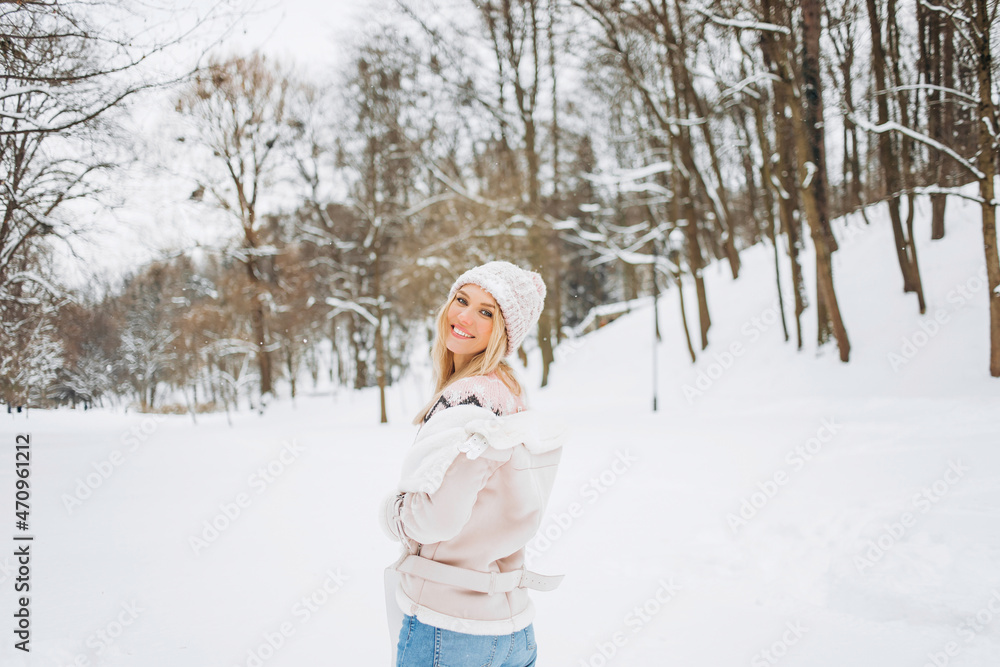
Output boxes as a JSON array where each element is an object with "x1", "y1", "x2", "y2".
[{"x1": 381, "y1": 402, "x2": 567, "y2": 635}]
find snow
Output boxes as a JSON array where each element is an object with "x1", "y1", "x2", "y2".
[
  {"x1": 849, "y1": 114, "x2": 985, "y2": 180},
  {"x1": 585, "y1": 161, "x2": 673, "y2": 188},
  {"x1": 683, "y1": 3, "x2": 792, "y2": 35},
  {"x1": 324, "y1": 297, "x2": 379, "y2": 326},
  {"x1": 568, "y1": 295, "x2": 656, "y2": 337},
  {"x1": 803, "y1": 161, "x2": 817, "y2": 189},
  {"x1": 2, "y1": 190, "x2": 1000, "y2": 666}
]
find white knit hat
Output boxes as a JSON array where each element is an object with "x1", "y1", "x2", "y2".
[{"x1": 448, "y1": 260, "x2": 547, "y2": 357}]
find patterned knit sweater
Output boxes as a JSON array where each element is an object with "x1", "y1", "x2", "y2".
[{"x1": 422, "y1": 371, "x2": 527, "y2": 424}]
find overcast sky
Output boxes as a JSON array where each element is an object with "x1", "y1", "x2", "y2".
[{"x1": 232, "y1": 0, "x2": 386, "y2": 72}]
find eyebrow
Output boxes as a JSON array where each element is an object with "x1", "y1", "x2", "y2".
[{"x1": 457, "y1": 289, "x2": 497, "y2": 309}]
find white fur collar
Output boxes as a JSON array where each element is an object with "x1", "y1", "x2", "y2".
[{"x1": 397, "y1": 405, "x2": 567, "y2": 495}]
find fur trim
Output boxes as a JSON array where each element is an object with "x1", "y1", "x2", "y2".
[{"x1": 398, "y1": 404, "x2": 567, "y2": 495}]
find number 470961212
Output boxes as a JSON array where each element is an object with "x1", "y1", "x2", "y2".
[{"x1": 15, "y1": 434, "x2": 30, "y2": 530}]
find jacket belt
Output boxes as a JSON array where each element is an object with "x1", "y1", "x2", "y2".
[{"x1": 396, "y1": 555, "x2": 564, "y2": 594}]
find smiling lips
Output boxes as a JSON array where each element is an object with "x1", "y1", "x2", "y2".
[{"x1": 452, "y1": 325, "x2": 475, "y2": 339}]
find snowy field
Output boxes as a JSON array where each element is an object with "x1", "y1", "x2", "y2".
[{"x1": 2, "y1": 193, "x2": 999, "y2": 666}]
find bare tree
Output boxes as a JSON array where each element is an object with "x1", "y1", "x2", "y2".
[
  {"x1": 826, "y1": 0, "x2": 867, "y2": 217},
  {"x1": 865, "y1": 0, "x2": 926, "y2": 313},
  {"x1": 1, "y1": 0, "x2": 247, "y2": 400},
  {"x1": 572, "y1": 0, "x2": 743, "y2": 281},
  {"x1": 797, "y1": 0, "x2": 850, "y2": 358},
  {"x1": 397, "y1": 0, "x2": 586, "y2": 385},
  {"x1": 177, "y1": 52, "x2": 294, "y2": 399},
  {"x1": 0, "y1": 246, "x2": 65, "y2": 408},
  {"x1": 331, "y1": 29, "x2": 429, "y2": 421},
  {"x1": 968, "y1": 0, "x2": 1000, "y2": 376},
  {"x1": 754, "y1": 0, "x2": 811, "y2": 349}
]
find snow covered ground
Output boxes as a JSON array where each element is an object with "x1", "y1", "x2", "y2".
[{"x1": 2, "y1": 192, "x2": 999, "y2": 666}]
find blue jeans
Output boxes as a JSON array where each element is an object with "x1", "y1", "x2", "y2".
[{"x1": 396, "y1": 614, "x2": 538, "y2": 667}]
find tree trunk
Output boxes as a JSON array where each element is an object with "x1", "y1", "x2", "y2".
[
  {"x1": 686, "y1": 193, "x2": 711, "y2": 351},
  {"x1": 286, "y1": 347, "x2": 296, "y2": 399},
  {"x1": 373, "y1": 258, "x2": 388, "y2": 423},
  {"x1": 919, "y1": 0, "x2": 948, "y2": 239},
  {"x1": 973, "y1": 0, "x2": 1000, "y2": 376},
  {"x1": 246, "y1": 260, "x2": 274, "y2": 397},
  {"x1": 659, "y1": 0, "x2": 740, "y2": 278},
  {"x1": 905, "y1": 193, "x2": 926, "y2": 312},
  {"x1": 240, "y1": 205, "x2": 274, "y2": 398},
  {"x1": 736, "y1": 102, "x2": 760, "y2": 245},
  {"x1": 622, "y1": 259, "x2": 639, "y2": 301},
  {"x1": 942, "y1": 17, "x2": 956, "y2": 185},
  {"x1": 753, "y1": 95, "x2": 790, "y2": 343},
  {"x1": 759, "y1": 0, "x2": 806, "y2": 349},
  {"x1": 502, "y1": 0, "x2": 555, "y2": 385},
  {"x1": 669, "y1": 134, "x2": 711, "y2": 350},
  {"x1": 866, "y1": 0, "x2": 923, "y2": 311},
  {"x1": 532, "y1": 221, "x2": 557, "y2": 384},
  {"x1": 800, "y1": 0, "x2": 850, "y2": 360},
  {"x1": 351, "y1": 313, "x2": 366, "y2": 390},
  {"x1": 842, "y1": 53, "x2": 864, "y2": 213},
  {"x1": 549, "y1": 0, "x2": 560, "y2": 203},
  {"x1": 887, "y1": 0, "x2": 927, "y2": 313},
  {"x1": 675, "y1": 270, "x2": 696, "y2": 362},
  {"x1": 931, "y1": 193, "x2": 947, "y2": 240}
]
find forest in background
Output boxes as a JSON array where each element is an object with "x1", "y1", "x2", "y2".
[{"x1": 1, "y1": 0, "x2": 999, "y2": 421}]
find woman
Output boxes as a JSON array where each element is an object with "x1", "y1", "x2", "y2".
[{"x1": 380, "y1": 260, "x2": 566, "y2": 666}]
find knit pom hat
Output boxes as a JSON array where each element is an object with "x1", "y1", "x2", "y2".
[{"x1": 448, "y1": 261, "x2": 547, "y2": 357}]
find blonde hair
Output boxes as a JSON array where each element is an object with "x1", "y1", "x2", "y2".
[{"x1": 412, "y1": 287, "x2": 524, "y2": 425}]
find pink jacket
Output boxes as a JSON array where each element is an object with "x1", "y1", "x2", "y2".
[{"x1": 381, "y1": 374, "x2": 566, "y2": 635}]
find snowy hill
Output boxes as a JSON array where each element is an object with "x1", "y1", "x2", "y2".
[{"x1": 2, "y1": 191, "x2": 999, "y2": 666}]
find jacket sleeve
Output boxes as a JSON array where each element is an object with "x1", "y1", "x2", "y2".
[{"x1": 397, "y1": 453, "x2": 501, "y2": 545}]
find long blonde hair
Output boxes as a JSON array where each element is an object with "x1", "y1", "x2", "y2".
[{"x1": 412, "y1": 288, "x2": 524, "y2": 424}]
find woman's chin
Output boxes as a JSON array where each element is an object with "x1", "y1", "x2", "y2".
[{"x1": 447, "y1": 339, "x2": 484, "y2": 357}]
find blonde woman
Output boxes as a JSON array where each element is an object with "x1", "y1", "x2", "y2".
[{"x1": 381, "y1": 261, "x2": 566, "y2": 666}]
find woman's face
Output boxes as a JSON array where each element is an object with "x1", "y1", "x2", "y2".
[{"x1": 446, "y1": 283, "x2": 496, "y2": 360}]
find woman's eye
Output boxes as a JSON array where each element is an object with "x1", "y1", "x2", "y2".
[
  {"x1": 481, "y1": 310, "x2": 492, "y2": 318},
  {"x1": 457, "y1": 297, "x2": 467, "y2": 305}
]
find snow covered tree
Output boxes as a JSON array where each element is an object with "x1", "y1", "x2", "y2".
[
  {"x1": 571, "y1": 0, "x2": 744, "y2": 285},
  {"x1": 50, "y1": 293, "x2": 123, "y2": 408},
  {"x1": 115, "y1": 263, "x2": 182, "y2": 411},
  {"x1": 1, "y1": 1, "x2": 244, "y2": 403},
  {"x1": 335, "y1": 30, "x2": 426, "y2": 421},
  {"x1": 853, "y1": 0, "x2": 999, "y2": 376},
  {"x1": 0, "y1": 248, "x2": 65, "y2": 407},
  {"x1": 966, "y1": 0, "x2": 1000, "y2": 376},
  {"x1": 397, "y1": 0, "x2": 580, "y2": 385},
  {"x1": 796, "y1": 0, "x2": 850, "y2": 359},
  {"x1": 866, "y1": 0, "x2": 926, "y2": 313},
  {"x1": 176, "y1": 52, "x2": 295, "y2": 400}
]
